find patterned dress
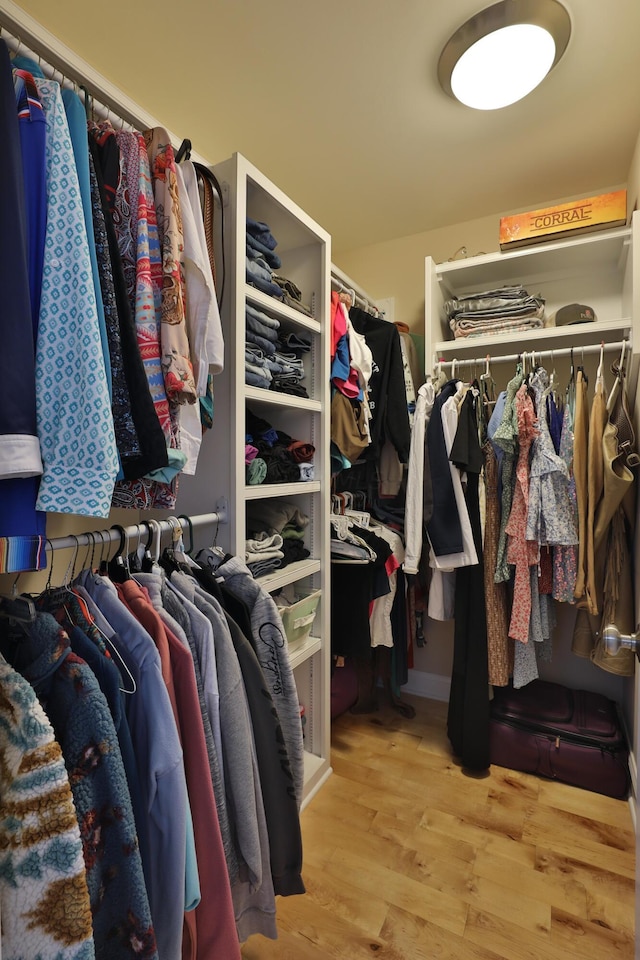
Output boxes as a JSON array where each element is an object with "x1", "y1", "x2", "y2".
[
  {"x1": 492, "y1": 368, "x2": 524, "y2": 582},
  {"x1": 553, "y1": 403, "x2": 579, "y2": 602},
  {"x1": 505, "y1": 384, "x2": 540, "y2": 643},
  {"x1": 482, "y1": 440, "x2": 512, "y2": 685}
]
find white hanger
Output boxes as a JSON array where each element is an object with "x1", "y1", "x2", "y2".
[
  {"x1": 148, "y1": 518, "x2": 162, "y2": 564},
  {"x1": 596, "y1": 340, "x2": 605, "y2": 382}
]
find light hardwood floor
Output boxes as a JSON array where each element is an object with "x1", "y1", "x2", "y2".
[{"x1": 241, "y1": 694, "x2": 635, "y2": 959}]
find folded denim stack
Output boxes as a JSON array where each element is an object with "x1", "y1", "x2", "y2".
[
  {"x1": 444, "y1": 285, "x2": 545, "y2": 339},
  {"x1": 245, "y1": 408, "x2": 315, "y2": 485},
  {"x1": 268, "y1": 332, "x2": 311, "y2": 398},
  {"x1": 246, "y1": 218, "x2": 286, "y2": 300},
  {"x1": 271, "y1": 274, "x2": 314, "y2": 318},
  {"x1": 245, "y1": 346, "x2": 272, "y2": 389},
  {"x1": 245, "y1": 303, "x2": 282, "y2": 388}
]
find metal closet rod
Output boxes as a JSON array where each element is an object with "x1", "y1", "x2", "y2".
[
  {"x1": 330, "y1": 266, "x2": 379, "y2": 311},
  {"x1": 330, "y1": 275, "x2": 377, "y2": 314},
  {"x1": 436, "y1": 339, "x2": 630, "y2": 369},
  {"x1": 44, "y1": 511, "x2": 226, "y2": 554},
  {"x1": 1, "y1": 25, "x2": 140, "y2": 131}
]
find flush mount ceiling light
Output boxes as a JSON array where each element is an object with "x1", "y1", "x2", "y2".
[{"x1": 438, "y1": 0, "x2": 571, "y2": 110}]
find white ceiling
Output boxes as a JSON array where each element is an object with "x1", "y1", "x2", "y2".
[{"x1": 10, "y1": 0, "x2": 640, "y2": 254}]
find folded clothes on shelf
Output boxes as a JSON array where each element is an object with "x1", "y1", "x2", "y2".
[
  {"x1": 444, "y1": 284, "x2": 545, "y2": 339},
  {"x1": 244, "y1": 408, "x2": 315, "y2": 485}
]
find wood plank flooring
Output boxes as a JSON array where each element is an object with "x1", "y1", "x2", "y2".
[{"x1": 240, "y1": 694, "x2": 635, "y2": 959}]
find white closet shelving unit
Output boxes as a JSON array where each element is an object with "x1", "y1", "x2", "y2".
[
  {"x1": 425, "y1": 221, "x2": 637, "y2": 384},
  {"x1": 423, "y1": 214, "x2": 640, "y2": 784},
  {"x1": 181, "y1": 153, "x2": 332, "y2": 805}
]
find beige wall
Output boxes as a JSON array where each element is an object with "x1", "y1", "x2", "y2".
[
  {"x1": 334, "y1": 185, "x2": 627, "y2": 339},
  {"x1": 334, "y1": 214, "x2": 498, "y2": 335}
]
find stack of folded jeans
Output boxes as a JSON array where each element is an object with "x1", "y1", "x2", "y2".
[
  {"x1": 267, "y1": 331, "x2": 311, "y2": 397},
  {"x1": 245, "y1": 303, "x2": 282, "y2": 388},
  {"x1": 246, "y1": 218, "x2": 286, "y2": 299},
  {"x1": 444, "y1": 285, "x2": 545, "y2": 339}
]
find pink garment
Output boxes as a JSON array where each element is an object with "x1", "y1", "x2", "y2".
[
  {"x1": 505, "y1": 385, "x2": 540, "y2": 643},
  {"x1": 330, "y1": 291, "x2": 347, "y2": 360}
]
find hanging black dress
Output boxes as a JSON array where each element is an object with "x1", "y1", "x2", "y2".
[{"x1": 447, "y1": 388, "x2": 491, "y2": 771}]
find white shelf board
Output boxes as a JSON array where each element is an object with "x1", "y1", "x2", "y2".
[
  {"x1": 434, "y1": 317, "x2": 632, "y2": 357},
  {"x1": 245, "y1": 480, "x2": 321, "y2": 500},
  {"x1": 289, "y1": 635, "x2": 322, "y2": 670},
  {"x1": 245, "y1": 285, "x2": 321, "y2": 333},
  {"x1": 244, "y1": 385, "x2": 321, "y2": 412},
  {"x1": 257, "y1": 558, "x2": 321, "y2": 593},
  {"x1": 435, "y1": 227, "x2": 631, "y2": 297}
]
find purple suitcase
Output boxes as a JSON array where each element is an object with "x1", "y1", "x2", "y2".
[{"x1": 489, "y1": 679, "x2": 629, "y2": 799}]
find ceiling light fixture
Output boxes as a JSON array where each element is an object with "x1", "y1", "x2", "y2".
[{"x1": 438, "y1": 0, "x2": 571, "y2": 110}]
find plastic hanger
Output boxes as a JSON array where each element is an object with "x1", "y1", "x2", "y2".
[
  {"x1": 138, "y1": 521, "x2": 155, "y2": 573},
  {"x1": 596, "y1": 340, "x2": 605, "y2": 382},
  {"x1": 108, "y1": 525, "x2": 130, "y2": 583},
  {"x1": 178, "y1": 514, "x2": 195, "y2": 556}
]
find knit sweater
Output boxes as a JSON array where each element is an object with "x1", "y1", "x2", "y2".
[
  {"x1": 0, "y1": 653, "x2": 95, "y2": 960},
  {"x1": 1, "y1": 614, "x2": 157, "y2": 960}
]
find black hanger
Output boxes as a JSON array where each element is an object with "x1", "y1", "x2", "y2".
[
  {"x1": 178, "y1": 514, "x2": 194, "y2": 556},
  {"x1": 0, "y1": 592, "x2": 36, "y2": 624},
  {"x1": 139, "y1": 521, "x2": 155, "y2": 573},
  {"x1": 108, "y1": 525, "x2": 130, "y2": 583},
  {"x1": 175, "y1": 138, "x2": 192, "y2": 163}
]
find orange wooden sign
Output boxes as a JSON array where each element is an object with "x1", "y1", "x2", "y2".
[{"x1": 499, "y1": 190, "x2": 627, "y2": 249}]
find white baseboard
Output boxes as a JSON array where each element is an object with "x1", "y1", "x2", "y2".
[{"x1": 402, "y1": 669, "x2": 451, "y2": 703}]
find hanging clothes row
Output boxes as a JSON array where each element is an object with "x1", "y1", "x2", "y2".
[
  {"x1": 0, "y1": 513, "x2": 305, "y2": 960},
  {"x1": 329, "y1": 276, "x2": 418, "y2": 716},
  {"x1": 0, "y1": 35, "x2": 224, "y2": 575},
  {"x1": 404, "y1": 339, "x2": 638, "y2": 772}
]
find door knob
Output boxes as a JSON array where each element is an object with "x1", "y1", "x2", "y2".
[{"x1": 601, "y1": 624, "x2": 640, "y2": 659}]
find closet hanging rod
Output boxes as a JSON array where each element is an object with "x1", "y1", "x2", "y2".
[
  {"x1": 330, "y1": 276, "x2": 379, "y2": 316},
  {"x1": 331, "y1": 265, "x2": 379, "y2": 311},
  {"x1": 43, "y1": 511, "x2": 226, "y2": 555},
  {"x1": 0, "y1": 1, "x2": 209, "y2": 162},
  {"x1": 435, "y1": 339, "x2": 629, "y2": 369}
]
